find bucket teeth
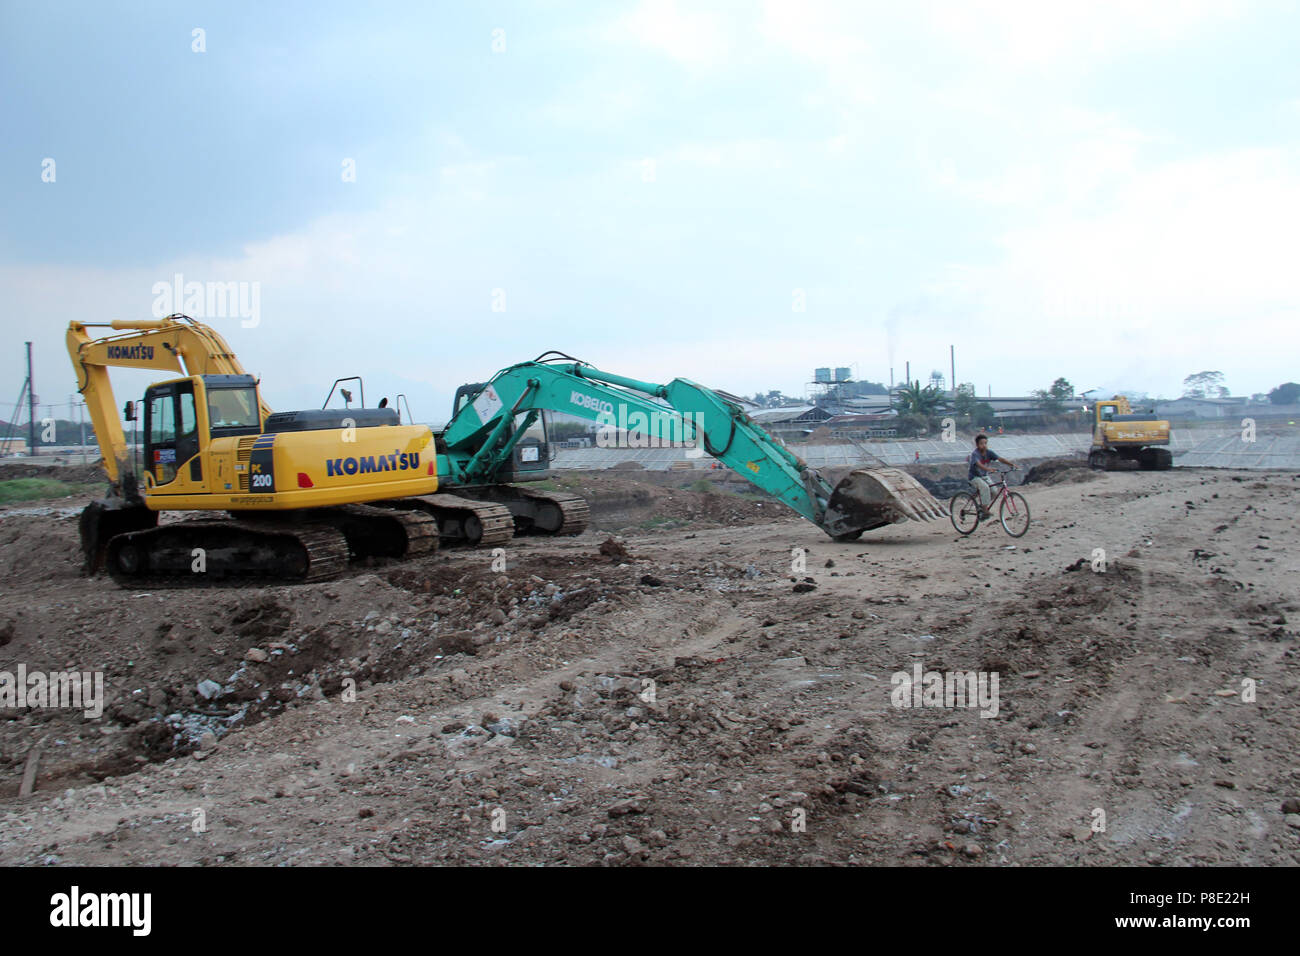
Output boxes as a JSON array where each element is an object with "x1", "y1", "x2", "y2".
[{"x1": 822, "y1": 467, "x2": 947, "y2": 537}]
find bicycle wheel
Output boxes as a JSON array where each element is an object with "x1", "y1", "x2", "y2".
[
  {"x1": 999, "y1": 491, "x2": 1031, "y2": 537},
  {"x1": 949, "y1": 493, "x2": 980, "y2": 535}
]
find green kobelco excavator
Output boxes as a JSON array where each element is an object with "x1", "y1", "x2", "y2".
[{"x1": 417, "y1": 351, "x2": 945, "y2": 544}]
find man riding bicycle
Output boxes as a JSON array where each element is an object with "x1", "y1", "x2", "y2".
[{"x1": 968, "y1": 434, "x2": 1018, "y2": 518}]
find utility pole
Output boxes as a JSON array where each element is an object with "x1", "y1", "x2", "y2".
[{"x1": 26, "y1": 342, "x2": 36, "y2": 453}]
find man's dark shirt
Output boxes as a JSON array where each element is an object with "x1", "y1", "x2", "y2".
[{"x1": 968, "y1": 448, "x2": 1000, "y2": 480}]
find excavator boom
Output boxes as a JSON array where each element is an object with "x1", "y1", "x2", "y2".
[
  {"x1": 67, "y1": 315, "x2": 271, "y2": 489},
  {"x1": 440, "y1": 355, "x2": 944, "y2": 539}
]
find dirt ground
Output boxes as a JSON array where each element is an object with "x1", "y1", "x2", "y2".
[{"x1": 0, "y1": 462, "x2": 1297, "y2": 866}]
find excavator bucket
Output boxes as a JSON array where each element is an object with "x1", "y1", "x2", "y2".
[
  {"x1": 821, "y1": 467, "x2": 948, "y2": 540},
  {"x1": 79, "y1": 498, "x2": 158, "y2": 575}
]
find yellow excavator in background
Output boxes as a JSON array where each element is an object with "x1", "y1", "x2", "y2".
[{"x1": 1088, "y1": 396, "x2": 1173, "y2": 470}]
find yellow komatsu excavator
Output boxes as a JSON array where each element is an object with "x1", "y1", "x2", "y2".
[{"x1": 69, "y1": 315, "x2": 469, "y2": 585}]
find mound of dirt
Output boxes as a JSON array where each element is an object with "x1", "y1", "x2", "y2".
[
  {"x1": 0, "y1": 515, "x2": 85, "y2": 588},
  {"x1": 1021, "y1": 458, "x2": 1097, "y2": 486},
  {"x1": 0, "y1": 462, "x2": 106, "y2": 484},
  {"x1": 548, "y1": 473, "x2": 788, "y2": 532},
  {"x1": 598, "y1": 536, "x2": 633, "y2": 562}
]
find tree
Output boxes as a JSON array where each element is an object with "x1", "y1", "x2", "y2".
[
  {"x1": 1032, "y1": 377, "x2": 1073, "y2": 415},
  {"x1": 892, "y1": 382, "x2": 948, "y2": 417},
  {"x1": 952, "y1": 383, "x2": 977, "y2": 418},
  {"x1": 1182, "y1": 371, "x2": 1228, "y2": 399},
  {"x1": 1269, "y1": 382, "x2": 1300, "y2": 405},
  {"x1": 951, "y1": 384, "x2": 996, "y2": 427},
  {"x1": 748, "y1": 390, "x2": 790, "y2": 409},
  {"x1": 0, "y1": 417, "x2": 96, "y2": 446},
  {"x1": 893, "y1": 412, "x2": 930, "y2": 437}
]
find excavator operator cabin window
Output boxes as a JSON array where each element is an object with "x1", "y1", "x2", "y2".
[
  {"x1": 179, "y1": 391, "x2": 197, "y2": 436},
  {"x1": 147, "y1": 388, "x2": 178, "y2": 485},
  {"x1": 149, "y1": 393, "x2": 176, "y2": 444},
  {"x1": 1101, "y1": 406, "x2": 1115, "y2": 421},
  {"x1": 176, "y1": 387, "x2": 199, "y2": 465},
  {"x1": 208, "y1": 388, "x2": 259, "y2": 431}
]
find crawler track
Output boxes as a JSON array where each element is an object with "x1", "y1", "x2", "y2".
[
  {"x1": 105, "y1": 520, "x2": 350, "y2": 588},
  {"x1": 101, "y1": 506, "x2": 438, "y2": 588},
  {"x1": 90, "y1": 484, "x2": 586, "y2": 588},
  {"x1": 457, "y1": 485, "x2": 591, "y2": 536},
  {"x1": 386, "y1": 493, "x2": 516, "y2": 548}
]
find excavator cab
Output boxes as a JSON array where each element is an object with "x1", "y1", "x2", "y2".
[
  {"x1": 503, "y1": 412, "x2": 551, "y2": 481},
  {"x1": 141, "y1": 374, "x2": 262, "y2": 490},
  {"x1": 452, "y1": 382, "x2": 485, "y2": 417},
  {"x1": 450, "y1": 382, "x2": 553, "y2": 481}
]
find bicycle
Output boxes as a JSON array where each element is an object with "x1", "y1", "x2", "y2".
[{"x1": 949, "y1": 467, "x2": 1031, "y2": 538}]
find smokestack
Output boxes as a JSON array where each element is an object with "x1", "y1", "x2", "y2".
[
  {"x1": 905, "y1": 361, "x2": 910, "y2": 387},
  {"x1": 950, "y1": 345, "x2": 955, "y2": 396}
]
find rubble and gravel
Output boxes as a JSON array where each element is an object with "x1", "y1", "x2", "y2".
[{"x1": 0, "y1": 461, "x2": 1297, "y2": 866}]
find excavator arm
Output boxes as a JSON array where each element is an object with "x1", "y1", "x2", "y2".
[
  {"x1": 441, "y1": 354, "x2": 944, "y2": 539},
  {"x1": 67, "y1": 314, "x2": 271, "y2": 490}
]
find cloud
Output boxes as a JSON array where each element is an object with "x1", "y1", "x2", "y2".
[
  {"x1": 757, "y1": 0, "x2": 878, "y2": 106},
  {"x1": 604, "y1": 0, "x2": 736, "y2": 67},
  {"x1": 990, "y1": 148, "x2": 1300, "y2": 316},
  {"x1": 7, "y1": 0, "x2": 1298, "y2": 410},
  {"x1": 914, "y1": 106, "x2": 1156, "y2": 211},
  {"x1": 923, "y1": 0, "x2": 1241, "y2": 69},
  {"x1": 942, "y1": 145, "x2": 1300, "y2": 392}
]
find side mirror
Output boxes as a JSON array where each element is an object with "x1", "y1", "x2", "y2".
[{"x1": 123, "y1": 400, "x2": 136, "y2": 422}]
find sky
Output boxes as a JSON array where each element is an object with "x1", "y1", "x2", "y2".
[{"x1": 2, "y1": 0, "x2": 1298, "y2": 425}]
